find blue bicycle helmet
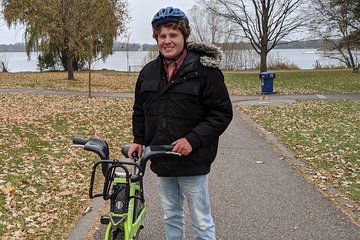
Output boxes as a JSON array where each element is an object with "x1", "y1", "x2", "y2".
[{"x1": 151, "y1": 6, "x2": 189, "y2": 28}]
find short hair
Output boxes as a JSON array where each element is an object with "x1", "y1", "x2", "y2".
[{"x1": 152, "y1": 20, "x2": 191, "y2": 40}]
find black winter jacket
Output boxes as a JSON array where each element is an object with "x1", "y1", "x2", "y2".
[{"x1": 132, "y1": 42, "x2": 233, "y2": 176}]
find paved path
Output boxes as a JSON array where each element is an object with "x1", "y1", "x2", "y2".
[
  {"x1": 206, "y1": 112, "x2": 359, "y2": 239},
  {"x1": 2, "y1": 88, "x2": 359, "y2": 239},
  {"x1": 1, "y1": 87, "x2": 360, "y2": 104},
  {"x1": 70, "y1": 110, "x2": 360, "y2": 240}
]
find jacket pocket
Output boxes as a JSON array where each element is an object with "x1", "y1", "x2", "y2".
[
  {"x1": 198, "y1": 144, "x2": 218, "y2": 164},
  {"x1": 139, "y1": 81, "x2": 159, "y2": 94},
  {"x1": 167, "y1": 81, "x2": 200, "y2": 96},
  {"x1": 139, "y1": 81, "x2": 159, "y2": 117},
  {"x1": 166, "y1": 81, "x2": 203, "y2": 121}
]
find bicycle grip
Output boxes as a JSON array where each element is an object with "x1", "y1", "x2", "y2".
[
  {"x1": 132, "y1": 151, "x2": 139, "y2": 159},
  {"x1": 73, "y1": 137, "x2": 89, "y2": 145},
  {"x1": 149, "y1": 145, "x2": 174, "y2": 152},
  {"x1": 163, "y1": 145, "x2": 174, "y2": 151}
]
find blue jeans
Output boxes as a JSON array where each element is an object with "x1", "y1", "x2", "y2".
[{"x1": 157, "y1": 175, "x2": 215, "y2": 240}]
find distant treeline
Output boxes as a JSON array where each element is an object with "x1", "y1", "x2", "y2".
[
  {"x1": 0, "y1": 42, "x2": 156, "y2": 52},
  {"x1": 274, "y1": 39, "x2": 325, "y2": 49},
  {"x1": 0, "y1": 39, "x2": 325, "y2": 52}
]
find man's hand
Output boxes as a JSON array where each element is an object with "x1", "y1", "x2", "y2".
[
  {"x1": 172, "y1": 138, "x2": 192, "y2": 156},
  {"x1": 128, "y1": 143, "x2": 143, "y2": 159}
]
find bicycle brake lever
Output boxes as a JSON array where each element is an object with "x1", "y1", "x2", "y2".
[
  {"x1": 166, "y1": 152, "x2": 181, "y2": 157},
  {"x1": 70, "y1": 144, "x2": 85, "y2": 148}
]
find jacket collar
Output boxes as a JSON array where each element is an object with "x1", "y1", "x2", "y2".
[{"x1": 186, "y1": 42, "x2": 222, "y2": 68}]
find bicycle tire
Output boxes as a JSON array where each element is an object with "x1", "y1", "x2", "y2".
[
  {"x1": 133, "y1": 194, "x2": 142, "y2": 221},
  {"x1": 133, "y1": 199, "x2": 142, "y2": 240},
  {"x1": 132, "y1": 188, "x2": 144, "y2": 240},
  {"x1": 111, "y1": 227, "x2": 124, "y2": 240}
]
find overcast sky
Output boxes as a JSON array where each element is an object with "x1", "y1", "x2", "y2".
[{"x1": 0, "y1": 0, "x2": 196, "y2": 45}]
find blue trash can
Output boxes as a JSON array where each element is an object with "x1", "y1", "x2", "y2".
[{"x1": 259, "y1": 72, "x2": 275, "y2": 94}]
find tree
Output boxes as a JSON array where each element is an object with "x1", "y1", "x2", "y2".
[
  {"x1": 37, "y1": 51, "x2": 61, "y2": 72},
  {"x1": 2, "y1": 0, "x2": 128, "y2": 80},
  {"x1": 189, "y1": 2, "x2": 255, "y2": 70},
  {"x1": 310, "y1": 0, "x2": 360, "y2": 70},
  {"x1": 336, "y1": 0, "x2": 360, "y2": 30},
  {"x1": 188, "y1": 2, "x2": 226, "y2": 44},
  {"x1": 338, "y1": 0, "x2": 360, "y2": 50},
  {"x1": 200, "y1": 0, "x2": 307, "y2": 72},
  {"x1": 0, "y1": 58, "x2": 9, "y2": 72},
  {"x1": 121, "y1": 32, "x2": 134, "y2": 72},
  {"x1": 82, "y1": 33, "x2": 119, "y2": 97}
]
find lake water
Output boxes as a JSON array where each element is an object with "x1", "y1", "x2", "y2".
[{"x1": 0, "y1": 49, "x2": 341, "y2": 72}]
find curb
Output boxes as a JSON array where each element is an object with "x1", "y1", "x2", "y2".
[{"x1": 66, "y1": 198, "x2": 104, "y2": 240}]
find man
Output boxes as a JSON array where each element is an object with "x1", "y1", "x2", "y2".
[{"x1": 128, "y1": 6, "x2": 233, "y2": 240}]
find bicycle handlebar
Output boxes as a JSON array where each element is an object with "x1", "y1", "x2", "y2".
[
  {"x1": 72, "y1": 137, "x2": 180, "y2": 167},
  {"x1": 71, "y1": 137, "x2": 110, "y2": 176},
  {"x1": 72, "y1": 137, "x2": 89, "y2": 145},
  {"x1": 71, "y1": 137, "x2": 181, "y2": 199},
  {"x1": 71, "y1": 137, "x2": 109, "y2": 160},
  {"x1": 138, "y1": 145, "x2": 181, "y2": 175},
  {"x1": 71, "y1": 137, "x2": 181, "y2": 172}
]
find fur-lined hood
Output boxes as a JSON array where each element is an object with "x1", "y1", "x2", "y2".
[{"x1": 187, "y1": 42, "x2": 222, "y2": 68}]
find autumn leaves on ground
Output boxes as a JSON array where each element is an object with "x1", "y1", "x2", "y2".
[
  {"x1": 0, "y1": 93, "x2": 134, "y2": 239},
  {"x1": 0, "y1": 70, "x2": 359, "y2": 239}
]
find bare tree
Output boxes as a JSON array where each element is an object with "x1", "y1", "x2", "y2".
[
  {"x1": 188, "y1": 2, "x2": 226, "y2": 44},
  {"x1": 310, "y1": 0, "x2": 359, "y2": 71},
  {"x1": 200, "y1": 0, "x2": 307, "y2": 72},
  {"x1": 189, "y1": 2, "x2": 256, "y2": 70},
  {"x1": 0, "y1": 55, "x2": 10, "y2": 72},
  {"x1": 82, "y1": 35, "x2": 107, "y2": 97},
  {"x1": 121, "y1": 32, "x2": 134, "y2": 72},
  {"x1": 142, "y1": 47, "x2": 158, "y2": 66}
]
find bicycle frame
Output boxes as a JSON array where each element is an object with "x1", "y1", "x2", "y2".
[
  {"x1": 104, "y1": 173, "x2": 146, "y2": 240},
  {"x1": 71, "y1": 137, "x2": 179, "y2": 240},
  {"x1": 89, "y1": 159, "x2": 145, "y2": 240}
]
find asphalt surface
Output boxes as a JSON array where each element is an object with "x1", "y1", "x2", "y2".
[
  {"x1": 1, "y1": 88, "x2": 359, "y2": 239},
  {"x1": 69, "y1": 109, "x2": 360, "y2": 240},
  {"x1": 1, "y1": 87, "x2": 360, "y2": 104}
]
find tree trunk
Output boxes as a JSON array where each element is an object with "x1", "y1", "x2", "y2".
[
  {"x1": 346, "y1": 45, "x2": 356, "y2": 69},
  {"x1": 66, "y1": 52, "x2": 75, "y2": 80},
  {"x1": 260, "y1": 47, "x2": 268, "y2": 72},
  {"x1": 88, "y1": 62, "x2": 92, "y2": 97},
  {"x1": 60, "y1": 50, "x2": 67, "y2": 70},
  {"x1": 73, "y1": 57, "x2": 79, "y2": 71},
  {"x1": 353, "y1": 64, "x2": 359, "y2": 73},
  {"x1": 1, "y1": 62, "x2": 8, "y2": 72},
  {"x1": 61, "y1": 50, "x2": 79, "y2": 73}
]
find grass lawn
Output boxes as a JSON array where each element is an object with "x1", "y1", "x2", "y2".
[
  {"x1": 224, "y1": 69, "x2": 360, "y2": 95},
  {"x1": 0, "y1": 71, "x2": 138, "y2": 93},
  {"x1": 0, "y1": 69, "x2": 359, "y2": 237},
  {"x1": 0, "y1": 94, "x2": 133, "y2": 239},
  {"x1": 1, "y1": 68, "x2": 359, "y2": 95}
]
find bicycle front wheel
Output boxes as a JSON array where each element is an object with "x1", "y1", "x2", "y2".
[{"x1": 111, "y1": 227, "x2": 124, "y2": 240}]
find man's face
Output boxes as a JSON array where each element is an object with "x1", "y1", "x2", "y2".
[{"x1": 157, "y1": 26, "x2": 185, "y2": 60}]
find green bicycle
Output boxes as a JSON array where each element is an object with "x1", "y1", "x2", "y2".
[{"x1": 71, "y1": 137, "x2": 179, "y2": 240}]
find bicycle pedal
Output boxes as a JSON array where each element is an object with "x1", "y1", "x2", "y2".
[{"x1": 100, "y1": 215, "x2": 110, "y2": 224}]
